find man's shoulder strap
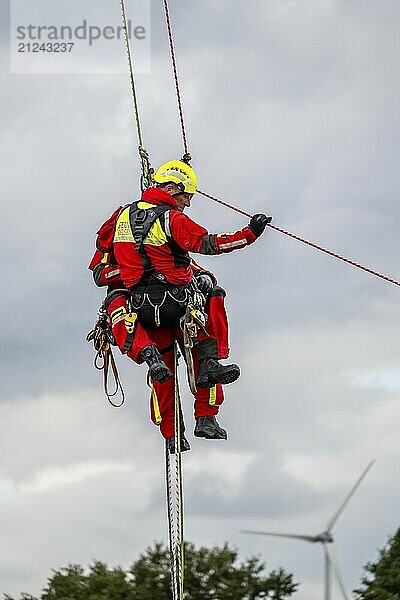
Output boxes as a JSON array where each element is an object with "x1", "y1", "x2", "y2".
[
  {"x1": 128, "y1": 201, "x2": 171, "y2": 284},
  {"x1": 129, "y1": 202, "x2": 171, "y2": 250}
]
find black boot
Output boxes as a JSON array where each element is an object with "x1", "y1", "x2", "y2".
[
  {"x1": 167, "y1": 433, "x2": 191, "y2": 454},
  {"x1": 196, "y1": 338, "x2": 240, "y2": 388},
  {"x1": 194, "y1": 416, "x2": 227, "y2": 440},
  {"x1": 141, "y1": 345, "x2": 173, "y2": 384}
]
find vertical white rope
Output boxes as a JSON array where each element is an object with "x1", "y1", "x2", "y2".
[
  {"x1": 174, "y1": 343, "x2": 184, "y2": 598},
  {"x1": 165, "y1": 443, "x2": 178, "y2": 599},
  {"x1": 165, "y1": 344, "x2": 184, "y2": 600}
]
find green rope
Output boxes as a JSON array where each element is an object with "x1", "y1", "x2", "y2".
[
  {"x1": 119, "y1": 0, "x2": 153, "y2": 191},
  {"x1": 119, "y1": 0, "x2": 143, "y2": 146}
]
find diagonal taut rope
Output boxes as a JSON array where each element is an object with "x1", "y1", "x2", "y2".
[
  {"x1": 159, "y1": 1, "x2": 398, "y2": 289},
  {"x1": 198, "y1": 189, "x2": 400, "y2": 288}
]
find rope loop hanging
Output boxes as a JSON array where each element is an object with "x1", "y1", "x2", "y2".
[{"x1": 86, "y1": 318, "x2": 125, "y2": 408}]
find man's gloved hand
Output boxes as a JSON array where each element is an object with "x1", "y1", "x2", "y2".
[
  {"x1": 196, "y1": 273, "x2": 214, "y2": 295},
  {"x1": 248, "y1": 213, "x2": 272, "y2": 238}
]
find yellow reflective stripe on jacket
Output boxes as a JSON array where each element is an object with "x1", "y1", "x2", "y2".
[
  {"x1": 151, "y1": 385, "x2": 162, "y2": 424},
  {"x1": 114, "y1": 206, "x2": 134, "y2": 243},
  {"x1": 209, "y1": 385, "x2": 217, "y2": 406},
  {"x1": 110, "y1": 305, "x2": 126, "y2": 325}
]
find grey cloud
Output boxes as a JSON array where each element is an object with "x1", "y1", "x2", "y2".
[{"x1": 1, "y1": 1, "x2": 400, "y2": 599}]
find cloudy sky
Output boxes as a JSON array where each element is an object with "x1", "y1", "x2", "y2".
[{"x1": 1, "y1": 0, "x2": 400, "y2": 598}]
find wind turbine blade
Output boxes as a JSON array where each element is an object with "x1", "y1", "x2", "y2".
[
  {"x1": 240, "y1": 530, "x2": 317, "y2": 542},
  {"x1": 325, "y1": 543, "x2": 350, "y2": 600},
  {"x1": 326, "y1": 460, "x2": 375, "y2": 531}
]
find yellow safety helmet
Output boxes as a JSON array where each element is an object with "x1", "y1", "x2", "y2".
[{"x1": 153, "y1": 160, "x2": 197, "y2": 195}]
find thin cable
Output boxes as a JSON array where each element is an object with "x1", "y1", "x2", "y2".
[
  {"x1": 268, "y1": 223, "x2": 400, "y2": 287},
  {"x1": 198, "y1": 189, "x2": 252, "y2": 219},
  {"x1": 162, "y1": 0, "x2": 189, "y2": 155},
  {"x1": 198, "y1": 189, "x2": 400, "y2": 288}
]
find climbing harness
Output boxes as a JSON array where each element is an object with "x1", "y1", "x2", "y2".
[
  {"x1": 131, "y1": 282, "x2": 189, "y2": 329},
  {"x1": 165, "y1": 343, "x2": 185, "y2": 600},
  {"x1": 86, "y1": 307, "x2": 125, "y2": 408},
  {"x1": 130, "y1": 201, "x2": 171, "y2": 284}
]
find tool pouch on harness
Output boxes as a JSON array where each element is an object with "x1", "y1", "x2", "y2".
[{"x1": 130, "y1": 282, "x2": 189, "y2": 330}]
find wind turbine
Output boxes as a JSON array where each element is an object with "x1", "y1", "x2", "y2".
[{"x1": 241, "y1": 460, "x2": 374, "y2": 600}]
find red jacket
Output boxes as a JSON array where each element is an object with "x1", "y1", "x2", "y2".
[{"x1": 90, "y1": 187, "x2": 257, "y2": 288}]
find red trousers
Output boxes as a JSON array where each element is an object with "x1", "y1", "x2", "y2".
[{"x1": 107, "y1": 293, "x2": 230, "y2": 438}]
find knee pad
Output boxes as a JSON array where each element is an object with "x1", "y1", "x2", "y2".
[{"x1": 210, "y1": 285, "x2": 226, "y2": 298}]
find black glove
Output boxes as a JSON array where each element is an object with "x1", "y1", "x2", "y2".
[
  {"x1": 248, "y1": 213, "x2": 272, "y2": 238},
  {"x1": 196, "y1": 273, "x2": 214, "y2": 295}
]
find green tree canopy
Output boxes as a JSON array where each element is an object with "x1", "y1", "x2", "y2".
[
  {"x1": 354, "y1": 528, "x2": 400, "y2": 600},
  {"x1": 5, "y1": 542, "x2": 298, "y2": 600}
]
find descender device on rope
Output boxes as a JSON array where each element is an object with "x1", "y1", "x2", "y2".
[{"x1": 180, "y1": 285, "x2": 208, "y2": 394}]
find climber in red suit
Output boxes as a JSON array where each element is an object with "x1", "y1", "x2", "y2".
[{"x1": 89, "y1": 159, "x2": 270, "y2": 451}]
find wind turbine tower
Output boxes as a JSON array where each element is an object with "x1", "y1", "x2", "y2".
[{"x1": 242, "y1": 460, "x2": 374, "y2": 600}]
